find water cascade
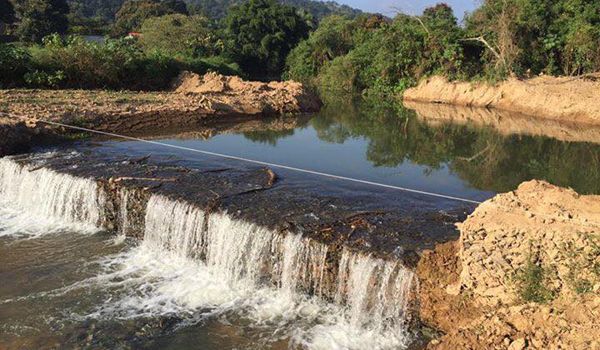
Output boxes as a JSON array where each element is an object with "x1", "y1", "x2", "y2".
[
  {"x1": 0, "y1": 156, "x2": 417, "y2": 348},
  {"x1": 0, "y1": 157, "x2": 104, "y2": 235},
  {"x1": 141, "y1": 194, "x2": 416, "y2": 347}
]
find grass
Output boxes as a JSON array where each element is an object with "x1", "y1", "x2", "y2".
[{"x1": 514, "y1": 258, "x2": 556, "y2": 304}]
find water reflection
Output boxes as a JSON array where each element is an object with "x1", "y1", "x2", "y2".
[{"x1": 244, "y1": 96, "x2": 600, "y2": 195}]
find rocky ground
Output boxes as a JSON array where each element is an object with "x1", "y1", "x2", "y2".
[
  {"x1": 0, "y1": 72, "x2": 321, "y2": 156},
  {"x1": 403, "y1": 74, "x2": 600, "y2": 126},
  {"x1": 418, "y1": 180, "x2": 600, "y2": 350}
]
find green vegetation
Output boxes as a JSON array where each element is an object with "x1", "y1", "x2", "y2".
[
  {"x1": 111, "y1": 0, "x2": 188, "y2": 37},
  {"x1": 514, "y1": 256, "x2": 556, "y2": 303},
  {"x1": 139, "y1": 14, "x2": 221, "y2": 56},
  {"x1": 188, "y1": 0, "x2": 360, "y2": 21},
  {"x1": 286, "y1": 0, "x2": 600, "y2": 94},
  {"x1": 2, "y1": 0, "x2": 600, "y2": 92},
  {"x1": 0, "y1": 0, "x2": 16, "y2": 29},
  {"x1": 0, "y1": 35, "x2": 240, "y2": 89},
  {"x1": 13, "y1": 0, "x2": 70, "y2": 42},
  {"x1": 223, "y1": 0, "x2": 309, "y2": 78}
]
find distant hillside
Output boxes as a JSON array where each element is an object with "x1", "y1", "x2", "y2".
[
  {"x1": 188, "y1": 0, "x2": 362, "y2": 20},
  {"x1": 68, "y1": 0, "x2": 362, "y2": 22}
]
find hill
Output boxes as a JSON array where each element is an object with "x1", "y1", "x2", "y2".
[{"x1": 68, "y1": 0, "x2": 362, "y2": 22}]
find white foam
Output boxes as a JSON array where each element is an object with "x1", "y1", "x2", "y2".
[
  {"x1": 80, "y1": 194, "x2": 415, "y2": 349},
  {"x1": 0, "y1": 157, "x2": 104, "y2": 237}
]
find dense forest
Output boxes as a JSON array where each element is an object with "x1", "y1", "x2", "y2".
[
  {"x1": 1, "y1": 0, "x2": 599, "y2": 94},
  {"x1": 65, "y1": 0, "x2": 361, "y2": 23}
]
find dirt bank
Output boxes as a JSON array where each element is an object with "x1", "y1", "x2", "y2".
[
  {"x1": 0, "y1": 73, "x2": 321, "y2": 156},
  {"x1": 403, "y1": 75, "x2": 600, "y2": 126},
  {"x1": 418, "y1": 180, "x2": 600, "y2": 349},
  {"x1": 404, "y1": 100, "x2": 600, "y2": 144}
]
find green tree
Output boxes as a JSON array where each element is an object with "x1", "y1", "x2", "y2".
[
  {"x1": 223, "y1": 0, "x2": 309, "y2": 79},
  {"x1": 465, "y1": 0, "x2": 600, "y2": 78},
  {"x1": 14, "y1": 0, "x2": 70, "y2": 42},
  {"x1": 111, "y1": 0, "x2": 188, "y2": 37},
  {"x1": 140, "y1": 14, "x2": 221, "y2": 56}
]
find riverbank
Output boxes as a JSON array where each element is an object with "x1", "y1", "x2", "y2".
[
  {"x1": 404, "y1": 101, "x2": 600, "y2": 144},
  {"x1": 418, "y1": 180, "x2": 600, "y2": 349},
  {"x1": 403, "y1": 74, "x2": 600, "y2": 126},
  {"x1": 0, "y1": 72, "x2": 321, "y2": 156}
]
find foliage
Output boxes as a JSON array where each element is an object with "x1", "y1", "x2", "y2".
[
  {"x1": 187, "y1": 0, "x2": 361, "y2": 21},
  {"x1": 223, "y1": 0, "x2": 309, "y2": 79},
  {"x1": 286, "y1": 6, "x2": 465, "y2": 95},
  {"x1": 14, "y1": 0, "x2": 70, "y2": 42},
  {"x1": 140, "y1": 14, "x2": 222, "y2": 56},
  {"x1": 111, "y1": 0, "x2": 188, "y2": 37},
  {"x1": 0, "y1": 43, "x2": 32, "y2": 87},
  {"x1": 67, "y1": 0, "x2": 126, "y2": 22},
  {"x1": 7, "y1": 34, "x2": 240, "y2": 90},
  {"x1": 465, "y1": 0, "x2": 600, "y2": 78},
  {"x1": 284, "y1": 15, "x2": 363, "y2": 83},
  {"x1": 514, "y1": 255, "x2": 556, "y2": 303}
]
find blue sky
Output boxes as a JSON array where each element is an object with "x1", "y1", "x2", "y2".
[{"x1": 336, "y1": 0, "x2": 480, "y2": 19}]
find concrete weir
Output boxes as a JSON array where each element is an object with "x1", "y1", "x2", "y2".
[{"x1": 0, "y1": 149, "x2": 470, "y2": 342}]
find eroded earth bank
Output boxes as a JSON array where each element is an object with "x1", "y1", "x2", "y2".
[{"x1": 403, "y1": 74, "x2": 600, "y2": 127}]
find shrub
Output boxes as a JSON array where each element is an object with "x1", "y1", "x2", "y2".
[
  {"x1": 0, "y1": 43, "x2": 32, "y2": 88},
  {"x1": 514, "y1": 258, "x2": 556, "y2": 304}
]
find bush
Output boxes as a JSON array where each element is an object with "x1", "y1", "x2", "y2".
[
  {"x1": 10, "y1": 34, "x2": 241, "y2": 90},
  {"x1": 0, "y1": 43, "x2": 31, "y2": 88},
  {"x1": 285, "y1": 7, "x2": 465, "y2": 95},
  {"x1": 514, "y1": 258, "x2": 556, "y2": 304}
]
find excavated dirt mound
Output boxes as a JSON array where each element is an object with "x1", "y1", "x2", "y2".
[
  {"x1": 403, "y1": 75, "x2": 600, "y2": 125},
  {"x1": 456, "y1": 180, "x2": 600, "y2": 305},
  {"x1": 404, "y1": 100, "x2": 600, "y2": 144},
  {"x1": 421, "y1": 180, "x2": 600, "y2": 350},
  {"x1": 173, "y1": 71, "x2": 321, "y2": 115}
]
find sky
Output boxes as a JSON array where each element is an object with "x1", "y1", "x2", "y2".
[{"x1": 336, "y1": 0, "x2": 480, "y2": 19}]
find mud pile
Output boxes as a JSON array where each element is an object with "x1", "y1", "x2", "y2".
[
  {"x1": 173, "y1": 71, "x2": 321, "y2": 115},
  {"x1": 456, "y1": 180, "x2": 600, "y2": 305},
  {"x1": 419, "y1": 180, "x2": 600, "y2": 349},
  {"x1": 403, "y1": 75, "x2": 600, "y2": 125}
]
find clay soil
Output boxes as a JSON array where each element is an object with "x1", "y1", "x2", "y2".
[
  {"x1": 403, "y1": 74, "x2": 600, "y2": 126},
  {"x1": 417, "y1": 180, "x2": 600, "y2": 350},
  {"x1": 0, "y1": 72, "x2": 321, "y2": 156}
]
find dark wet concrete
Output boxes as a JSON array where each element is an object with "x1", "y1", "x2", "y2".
[{"x1": 14, "y1": 148, "x2": 473, "y2": 268}]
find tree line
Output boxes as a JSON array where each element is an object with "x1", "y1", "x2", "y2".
[
  {"x1": 285, "y1": 0, "x2": 600, "y2": 95},
  {"x1": 1, "y1": 0, "x2": 599, "y2": 92}
]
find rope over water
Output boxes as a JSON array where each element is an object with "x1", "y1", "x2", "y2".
[{"x1": 0, "y1": 111, "x2": 483, "y2": 205}]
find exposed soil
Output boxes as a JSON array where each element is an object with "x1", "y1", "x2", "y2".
[
  {"x1": 404, "y1": 100, "x2": 600, "y2": 144},
  {"x1": 0, "y1": 73, "x2": 321, "y2": 156},
  {"x1": 403, "y1": 74, "x2": 600, "y2": 126},
  {"x1": 417, "y1": 180, "x2": 600, "y2": 349}
]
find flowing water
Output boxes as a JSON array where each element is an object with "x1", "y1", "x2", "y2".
[
  {"x1": 0, "y1": 157, "x2": 415, "y2": 350},
  {"x1": 2, "y1": 100, "x2": 600, "y2": 349}
]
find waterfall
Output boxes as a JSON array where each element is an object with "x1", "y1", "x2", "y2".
[
  {"x1": 335, "y1": 249, "x2": 414, "y2": 332},
  {"x1": 141, "y1": 193, "x2": 415, "y2": 347},
  {"x1": 0, "y1": 158, "x2": 104, "y2": 231}
]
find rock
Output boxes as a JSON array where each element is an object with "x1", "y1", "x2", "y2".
[{"x1": 508, "y1": 338, "x2": 526, "y2": 350}]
